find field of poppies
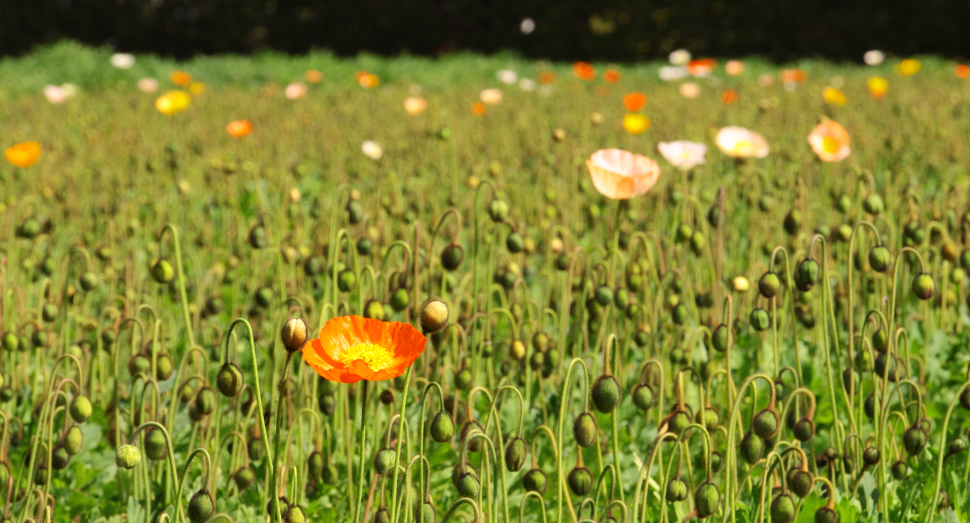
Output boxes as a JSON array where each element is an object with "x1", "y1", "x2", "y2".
[{"x1": 3, "y1": 42, "x2": 970, "y2": 523}]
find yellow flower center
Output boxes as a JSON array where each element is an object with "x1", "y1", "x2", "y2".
[
  {"x1": 733, "y1": 140, "x2": 752, "y2": 154},
  {"x1": 821, "y1": 136, "x2": 840, "y2": 154},
  {"x1": 341, "y1": 342, "x2": 393, "y2": 370}
]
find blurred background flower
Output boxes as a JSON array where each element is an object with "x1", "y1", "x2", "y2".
[
  {"x1": 716, "y1": 126, "x2": 769, "y2": 158},
  {"x1": 658, "y1": 141, "x2": 707, "y2": 170},
  {"x1": 808, "y1": 119, "x2": 850, "y2": 162},
  {"x1": 586, "y1": 148, "x2": 660, "y2": 199},
  {"x1": 110, "y1": 53, "x2": 135, "y2": 69},
  {"x1": 361, "y1": 140, "x2": 383, "y2": 160}
]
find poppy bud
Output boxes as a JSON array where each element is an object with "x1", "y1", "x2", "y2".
[
  {"x1": 695, "y1": 482, "x2": 721, "y2": 517},
  {"x1": 322, "y1": 462, "x2": 338, "y2": 484},
  {"x1": 430, "y1": 411, "x2": 455, "y2": 442},
  {"x1": 874, "y1": 352, "x2": 900, "y2": 381},
  {"x1": 903, "y1": 425, "x2": 927, "y2": 455},
  {"x1": 306, "y1": 451, "x2": 325, "y2": 478},
  {"x1": 690, "y1": 231, "x2": 707, "y2": 255},
  {"x1": 70, "y1": 395, "x2": 92, "y2": 423},
  {"x1": 487, "y1": 199, "x2": 509, "y2": 222},
  {"x1": 194, "y1": 387, "x2": 216, "y2": 416},
  {"x1": 632, "y1": 383, "x2": 655, "y2": 411},
  {"x1": 414, "y1": 501, "x2": 436, "y2": 523},
  {"x1": 356, "y1": 238, "x2": 373, "y2": 256},
  {"x1": 711, "y1": 324, "x2": 729, "y2": 352},
  {"x1": 523, "y1": 468, "x2": 548, "y2": 495},
  {"x1": 573, "y1": 412, "x2": 598, "y2": 447},
  {"x1": 567, "y1": 466, "x2": 593, "y2": 496},
  {"x1": 337, "y1": 269, "x2": 357, "y2": 292},
  {"x1": 795, "y1": 259, "x2": 820, "y2": 291},
  {"x1": 187, "y1": 490, "x2": 214, "y2": 523},
  {"x1": 891, "y1": 460, "x2": 908, "y2": 480},
  {"x1": 591, "y1": 374, "x2": 621, "y2": 413},
  {"x1": 862, "y1": 194, "x2": 884, "y2": 215},
  {"x1": 453, "y1": 366, "x2": 472, "y2": 390},
  {"x1": 249, "y1": 225, "x2": 267, "y2": 249},
  {"x1": 346, "y1": 199, "x2": 364, "y2": 224},
  {"x1": 285, "y1": 506, "x2": 306, "y2": 523},
  {"x1": 671, "y1": 303, "x2": 688, "y2": 325},
  {"x1": 862, "y1": 446, "x2": 880, "y2": 466},
  {"x1": 911, "y1": 273, "x2": 935, "y2": 300},
  {"x1": 783, "y1": 209, "x2": 801, "y2": 235},
  {"x1": 814, "y1": 507, "x2": 837, "y2": 523},
  {"x1": 699, "y1": 407, "x2": 720, "y2": 430},
  {"x1": 79, "y1": 271, "x2": 99, "y2": 291},
  {"x1": 667, "y1": 410, "x2": 691, "y2": 435},
  {"x1": 217, "y1": 362, "x2": 244, "y2": 397},
  {"x1": 750, "y1": 308, "x2": 771, "y2": 331},
  {"x1": 675, "y1": 224, "x2": 693, "y2": 243},
  {"x1": 128, "y1": 354, "x2": 150, "y2": 377},
  {"x1": 834, "y1": 193, "x2": 852, "y2": 213},
  {"x1": 455, "y1": 472, "x2": 480, "y2": 497},
  {"x1": 790, "y1": 469, "x2": 812, "y2": 498},
  {"x1": 440, "y1": 244, "x2": 464, "y2": 271},
  {"x1": 373, "y1": 508, "x2": 390, "y2": 523},
  {"x1": 281, "y1": 318, "x2": 308, "y2": 353},
  {"x1": 420, "y1": 301, "x2": 449, "y2": 334},
  {"x1": 374, "y1": 448, "x2": 396, "y2": 475},
  {"x1": 740, "y1": 431, "x2": 764, "y2": 464},
  {"x1": 390, "y1": 288, "x2": 410, "y2": 312},
  {"x1": 505, "y1": 437, "x2": 527, "y2": 472},
  {"x1": 753, "y1": 408, "x2": 779, "y2": 439},
  {"x1": 960, "y1": 388, "x2": 970, "y2": 410},
  {"x1": 145, "y1": 428, "x2": 168, "y2": 461},
  {"x1": 116, "y1": 444, "x2": 141, "y2": 469},
  {"x1": 948, "y1": 438, "x2": 966, "y2": 456},
  {"x1": 770, "y1": 493, "x2": 795, "y2": 523},
  {"x1": 460, "y1": 420, "x2": 484, "y2": 452},
  {"x1": 360, "y1": 300, "x2": 385, "y2": 320},
  {"x1": 665, "y1": 477, "x2": 688, "y2": 502},
  {"x1": 233, "y1": 466, "x2": 256, "y2": 490},
  {"x1": 793, "y1": 417, "x2": 815, "y2": 442},
  {"x1": 255, "y1": 286, "x2": 274, "y2": 308},
  {"x1": 65, "y1": 425, "x2": 84, "y2": 455}
]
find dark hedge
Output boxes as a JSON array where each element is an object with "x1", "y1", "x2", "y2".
[{"x1": 2, "y1": 0, "x2": 968, "y2": 61}]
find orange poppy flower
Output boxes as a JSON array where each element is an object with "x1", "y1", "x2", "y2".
[
  {"x1": 573, "y1": 62, "x2": 595, "y2": 81},
  {"x1": 956, "y1": 65, "x2": 970, "y2": 79},
  {"x1": 779, "y1": 69, "x2": 807, "y2": 84},
  {"x1": 867, "y1": 77, "x2": 888, "y2": 99},
  {"x1": 471, "y1": 102, "x2": 487, "y2": 116},
  {"x1": 303, "y1": 316, "x2": 426, "y2": 383},
  {"x1": 538, "y1": 71, "x2": 557, "y2": 84},
  {"x1": 170, "y1": 71, "x2": 192, "y2": 87},
  {"x1": 5, "y1": 141, "x2": 41, "y2": 168},
  {"x1": 725, "y1": 60, "x2": 744, "y2": 76},
  {"x1": 721, "y1": 89, "x2": 739, "y2": 104},
  {"x1": 687, "y1": 58, "x2": 716, "y2": 77},
  {"x1": 356, "y1": 72, "x2": 380, "y2": 88},
  {"x1": 603, "y1": 69, "x2": 620, "y2": 83},
  {"x1": 586, "y1": 149, "x2": 661, "y2": 200},
  {"x1": 808, "y1": 119, "x2": 851, "y2": 162},
  {"x1": 623, "y1": 92, "x2": 647, "y2": 111},
  {"x1": 306, "y1": 70, "x2": 323, "y2": 83},
  {"x1": 227, "y1": 120, "x2": 253, "y2": 139}
]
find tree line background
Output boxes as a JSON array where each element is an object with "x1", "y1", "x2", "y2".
[{"x1": 2, "y1": 0, "x2": 968, "y2": 61}]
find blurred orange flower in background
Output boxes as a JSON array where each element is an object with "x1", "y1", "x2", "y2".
[
  {"x1": 538, "y1": 71, "x2": 557, "y2": 84},
  {"x1": 227, "y1": 120, "x2": 253, "y2": 139},
  {"x1": 687, "y1": 59, "x2": 716, "y2": 77},
  {"x1": 603, "y1": 69, "x2": 620, "y2": 83},
  {"x1": 808, "y1": 119, "x2": 851, "y2": 162},
  {"x1": 356, "y1": 72, "x2": 380, "y2": 88},
  {"x1": 573, "y1": 62, "x2": 595, "y2": 81},
  {"x1": 780, "y1": 69, "x2": 807, "y2": 84},
  {"x1": 956, "y1": 65, "x2": 970, "y2": 79},
  {"x1": 721, "y1": 89, "x2": 739, "y2": 104},
  {"x1": 623, "y1": 92, "x2": 647, "y2": 111},
  {"x1": 5, "y1": 141, "x2": 41, "y2": 168},
  {"x1": 303, "y1": 316, "x2": 426, "y2": 383},
  {"x1": 725, "y1": 60, "x2": 744, "y2": 76},
  {"x1": 867, "y1": 77, "x2": 888, "y2": 99},
  {"x1": 170, "y1": 71, "x2": 192, "y2": 87},
  {"x1": 471, "y1": 102, "x2": 487, "y2": 116},
  {"x1": 404, "y1": 96, "x2": 427, "y2": 115},
  {"x1": 586, "y1": 148, "x2": 661, "y2": 200},
  {"x1": 305, "y1": 70, "x2": 323, "y2": 83}
]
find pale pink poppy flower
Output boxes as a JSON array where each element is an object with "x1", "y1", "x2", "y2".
[
  {"x1": 679, "y1": 82, "x2": 701, "y2": 99},
  {"x1": 285, "y1": 82, "x2": 308, "y2": 100},
  {"x1": 585, "y1": 149, "x2": 661, "y2": 200},
  {"x1": 44, "y1": 85, "x2": 67, "y2": 104},
  {"x1": 480, "y1": 88, "x2": 503, "y2": 105},
  {"x1": 715, "y1": 127, "x2": 770, "y2": 158},
  {"x1": 658, "y1": 141, "x2": 707, "y2": 171},
  {"x1": 138, "y1": 78, "x2": 159, "y2": 93},
  {"x1": 808, "y1": 120, "x2": 851, "y2": 162}
]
